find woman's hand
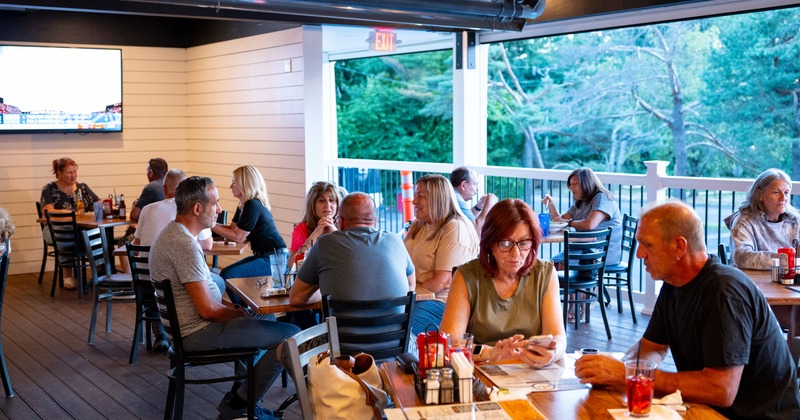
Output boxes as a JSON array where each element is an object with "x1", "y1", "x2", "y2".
[
  {"x1": 520, "y1": 340, "x2": 559, "y2": 369},
  {"x1": 485, "y1": 334, "x2": 528, "y2": 362},
  {"x1": 541, "y1": 194, "x2": 556, "y2": 208},
  {"x1": 310, "y1": 215, "x2": 337, "y2": 241}
]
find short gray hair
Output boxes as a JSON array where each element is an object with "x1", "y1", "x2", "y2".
[{"x1": 175, "y1": 176, "x2": 214, "y2": 215}]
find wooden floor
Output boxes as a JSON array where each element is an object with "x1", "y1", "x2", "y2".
[{"x1": 0, "y1": 271, "x2": 668, "y2": 419}]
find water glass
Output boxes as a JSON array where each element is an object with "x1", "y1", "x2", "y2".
[
  {"x1": 269, "y1": 251, "x2": 289, "y2": 288},
  {"x1": 93, "y1": 202, "x2": 103, "y2": 221},
  {"x1": 625, "y1": 360, "x2": 657, "y2": 417},
  {"x1": 447, "y1": 332, "x2": 474, "y2": 363},
  {"x1": 538, "y1": 213, "x2": 551, "y2": 237}
]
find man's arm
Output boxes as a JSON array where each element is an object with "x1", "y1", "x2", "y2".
[
  {"x1": 197, "y1": 235, "x2": 213, "y2": 251},
  {"x1": 406, "y1": 272, "x2": 416, "y2": 291},
  {"x1": 129, "y1": 205, "x2": 143, "y2": 222},
  {"x1": 184, "y1": 281, "x2": 246, "y2": 322},
  {"x1": 473, "y1": 193, "x2": 498, "y2": 233},
  {"x1": 289, "y1": 277, "x2": 321, "y2": 305}
]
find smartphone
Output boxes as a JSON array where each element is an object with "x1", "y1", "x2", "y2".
[{"x1": 527, "y1": 334, "x2": 554, "y2": 349}]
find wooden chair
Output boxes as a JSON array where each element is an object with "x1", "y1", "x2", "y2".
[
  {"x1": 277, "y1": 317, "x2": 339, "y2": 419},
  {"x1": 322, "y1": 291, "x2": 415, "y2": 361},
  {"x1": 35, "y1": 202, "x2": 60, "y2": 286},
  {"x1": 126, "y1": 243, "x2": 159, "y2": 365},
  {"x1": 83, "y1": 228, "x2": 134, "y2": 344},
  {"x1": 602, "y1": 214, "x2": 638, "y2": 323},
  {"x1": 44, "y1": 210, "x2": 87, "y2": 299},
  {"x1": 0, "y1": 239, "x2": 14, "y2": 397},
  {"x1": 152, "y1": 279, "x2": 260, "y2": 420},
  {"x1": 558, "y1": 228, "x2": 613, "y2": 340}
]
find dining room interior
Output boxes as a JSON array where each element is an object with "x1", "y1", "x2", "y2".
[{"x1": 1, "y1": 0, "x2": 799, "y2": 418}]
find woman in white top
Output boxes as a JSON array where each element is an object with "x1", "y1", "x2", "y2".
[{"x1": 404, "y1": 174, "x2": 479, "y2": 334}]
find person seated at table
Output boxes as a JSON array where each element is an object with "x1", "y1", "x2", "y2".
[
  {"x1": 404, "y1": 174, "x2": 479, "y2": 335},
  {"x1": 723, "y1": 168, "x2": 800, "y2": 336},
  {"x1": 440, "y1": 199, "x2": 566, "y2": 368},
  {"x1": 40, "y1": 157, "x2": 100, "y2": 290},
  {"x1": 129, "y1": 158, "x2": 168, "y2": 222},
  {"x1": 575, "y1": 200, "x2": 800, "y2": 419},
  {"x1": 542, "y1": 167, "x2": 623, "y2": 266},
  {"x1": 450, "y1": 166, "x2": 498, "y2": 234},
  {"x1": 132, "y1": 168, "x2": 224, "y2": 352},
  {"x1": 0, "y1": 207, "x2": 15, "y2": 254},
  {"x1": 150, "y1": 175, "x2": 299, "y2": 420},
  {"x1": 212, "y1": 165, "x2": 286, "y2": 280},
  {"x1": 287, "y1": 181, "x2": 342, "y2": 267},
  {"x1": 290, "y1": 192, "x2": 415, "y2": 351}
]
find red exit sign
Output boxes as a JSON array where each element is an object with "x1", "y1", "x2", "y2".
[{"x1": 368, "y1": 30, "x2": 397, "y2": 52}]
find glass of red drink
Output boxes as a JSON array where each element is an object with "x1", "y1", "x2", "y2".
[
  {"x1": 625, "y1": 360, "x2": 656, "y2": 417},
  {"x1": 447, "y1": 333, "x2": 474, "y2": 364}
]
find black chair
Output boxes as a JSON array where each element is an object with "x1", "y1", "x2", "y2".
[
  {"x1": 718, "y1": 243, "x2": 730, "y2": 265},
  {"x1": 602, "y1": 214, "x2": 638, "y2": 323},
  {"x1": 83, "y1": 228, "x2": 134, "y2": 344},
  {"x1": 211, "y1": 210, "x2": 228, "y2": 269},
  {"x1": 36, "y1": 202, "x2": 60, "y2": 286},
  {"x1": 0, "y1": 239, "x2": 14, "y2": 397},
  {"x1": 152, "y1": 279, "x2": 259, "y2": 420},
  {"x1": 558, "y1": 228, "x2": 613, "y2": 340},
  {"x1": 44, "y1": 210, "x2": 88, "y2": 299},
  {"x1": 125, "y1": 243, "x2": 159, "y2": 365},
  {"x1": 277, "y1": 317, "x2": 339, "y2": 419},
  {"x1": 321, "y1": 291, "x2": 415, "y2": 361}
]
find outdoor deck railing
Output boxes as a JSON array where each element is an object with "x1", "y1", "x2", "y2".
[{"x1": 327, "y1": 159, "x2": 786, "y2": 309}]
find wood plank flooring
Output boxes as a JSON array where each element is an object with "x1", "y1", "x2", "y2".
[{"x1": 0, "y1": 272, "x2": 667, "y2": 419}]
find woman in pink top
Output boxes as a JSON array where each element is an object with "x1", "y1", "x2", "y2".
[{"x1": 289, "y1": 182, "x2": 343, "y2": 266}]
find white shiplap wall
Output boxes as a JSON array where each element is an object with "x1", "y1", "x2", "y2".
[
  {"x1": 1, "y1": 27, "x2": 311, "y2": 275},
  {"x1": 185, "y1": 27, "x2": 308, "y2": 268}
]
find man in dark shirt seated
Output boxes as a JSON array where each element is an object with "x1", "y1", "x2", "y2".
[
  {"x1": 130, "y1": 157, "x2": 168, "y2": 222},
  {"x1": 575, "y1": 200, "x2": 800, "y2": 419}
]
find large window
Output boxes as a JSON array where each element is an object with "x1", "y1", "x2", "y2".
[
  {"x1": 335, "y1": 50, "x2": 454, "y2": 163},
  {"x1": 487, "y1": 6, "x2": 800, "y2": 177}
]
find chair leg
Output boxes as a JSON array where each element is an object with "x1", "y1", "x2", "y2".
[
  {"x1": 246, "y1": 356, "x2": 255, "y2": 420},
  {"x1": 164, "y1": 374, "x2": 176, "y2": 420},
  {"x1": 0, "y1": 343, "x2": 13, "y2": 398},
  {"x1": 616, "y1": 275, "x2": 624, "y2": 314},
  {"x1": 281, "y1": 369, "x2": 287, "y2": 388},
  {"x1": 173, "y1": 368, "x2": 185, "y2": 420},
  {"x1": 129, "y1": 308, "x2": 143, "y2": 365},
  {"x1": 627, "y1": 280, "x2": 638, "y2": 324},
  {"x1": 598, "y1": 284, "x2": 612, "y2": 340},
  {"x1": 38, "y1": 246, "x2": 48, "y2": 284},
  {"x1": 88, "y1": 290, "x2": 99, "y2": 344}
]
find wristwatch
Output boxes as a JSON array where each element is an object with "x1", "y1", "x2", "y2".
[{"x1": 567, "y1": 220, "x2": 573, "y2": 227}]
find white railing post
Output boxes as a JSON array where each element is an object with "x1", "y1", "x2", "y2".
[{"x1": 641, "y1": 160, "x2": 671, "y2": 314}]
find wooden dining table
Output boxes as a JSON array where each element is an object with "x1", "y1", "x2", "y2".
[
  {"x1": 226, "y1": 277, "x2": 437, "y2": 315},
  {"x1": 741, "y1": 268, "x2": 800, "y2": 340},
  {"x1": 380, "y1": 360, "x2": 726, "y2": 419},
  {"x1": 113, "y1": 240, "x2": 251, "y2": 258}
]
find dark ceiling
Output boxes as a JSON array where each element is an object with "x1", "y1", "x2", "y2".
[{"x1": 0, "y1": 0, "x2": 702, "y2": 48}]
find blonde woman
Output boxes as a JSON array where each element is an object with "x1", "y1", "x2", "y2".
[
  {"x1": 212, "y1": 165, "x2": 286, "y2": 279},
  {"x1": 288, "y1": 181, "x2": 342, "y2": 266},
  {"x1": 405, "y1": 174, "x2": 479, "y2": 334}
]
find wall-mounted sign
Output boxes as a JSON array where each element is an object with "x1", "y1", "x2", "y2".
[{"x1": 368, "y1": 30, "x2": 397, "y2": 52}]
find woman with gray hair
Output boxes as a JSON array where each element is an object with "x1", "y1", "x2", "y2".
[{"x1": 724, "y1": 168, "x2": 800, "y2": 269}]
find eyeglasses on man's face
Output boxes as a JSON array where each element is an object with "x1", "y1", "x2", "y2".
[{"x1": 497, "y1": 240, "x2": 533, "y2": 252}]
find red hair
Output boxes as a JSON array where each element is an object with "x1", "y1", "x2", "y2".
[{"x1": 478, "y1": 199, "x2": 542, "y2": 278}]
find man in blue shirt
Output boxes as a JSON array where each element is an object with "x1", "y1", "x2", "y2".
[{"x1": 450, "y1": 166, "x2": 497, "y2": 233}]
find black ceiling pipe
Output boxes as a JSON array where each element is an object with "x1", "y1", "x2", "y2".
[{"x1": 121, "y1": 0, "x2": 546, "y2": 31}]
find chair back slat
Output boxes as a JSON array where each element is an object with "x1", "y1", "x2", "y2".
[
  {"x1": 322, "y1": 291, "x2": 415, "y2": 360},
  {"x1": 278, "y1": 317, "x2": 338, "y2": 420},
  {"x1": 151, "y1": 279, "x2": 180, "y2": 352},
  {"x1": 45, "y1": 210, "x2": 82, "y2": 258},
  {"x1": 82, "y1": 228, "x2": 112, "y2": 282}
]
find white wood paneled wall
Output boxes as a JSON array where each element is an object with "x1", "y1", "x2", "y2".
[{"x1": 0, "y1": 26, "x2": 311, "y2": 275}]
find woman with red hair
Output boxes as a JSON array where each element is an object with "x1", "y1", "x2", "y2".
[{"x1": 440, "y1": 199, "x2": 566, "y2": 368}]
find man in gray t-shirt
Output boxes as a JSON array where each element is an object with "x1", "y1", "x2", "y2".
[
  {"x1": 149, "y1": 176, "x2": 299, "y2": 420},
  {"x1": 291, "y1": 192, "x2": 415, "y2": 305}
]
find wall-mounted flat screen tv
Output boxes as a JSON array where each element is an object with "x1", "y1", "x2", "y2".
[{"x1": 0, "y1": 45, "x2": 122, "y2": 134}]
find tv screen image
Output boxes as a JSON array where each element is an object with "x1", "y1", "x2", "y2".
[{"x1": 0, "y1": 45, "x2": 122, "y2": 134}]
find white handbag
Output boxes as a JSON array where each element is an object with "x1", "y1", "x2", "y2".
[{"x1": 308, "y1": 352, "x2": 388, "y2": 420}]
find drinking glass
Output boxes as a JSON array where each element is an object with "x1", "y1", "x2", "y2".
[
  {"x1": 269, "y1": 251, "x2": 289, "y2": 288},
  {"x1": 447, "y1": 333, "x2": 474, "y2": 363},
  {"x1": 538, "y1": 213, "x2": 550, "y2": 237},
  {"x1": 625, "y1": 360, "x2": 657, "y2": 417}
]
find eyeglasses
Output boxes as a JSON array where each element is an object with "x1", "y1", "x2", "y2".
[{"x1": 497, "y1": 240, "x2": 533, "y2": 252}]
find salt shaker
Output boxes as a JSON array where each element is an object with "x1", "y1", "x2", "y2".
[
  {"x1": 425, "y1": 369, "x2": 440, "y2": 405},
  {"x1": 771, "y1": 258, "x2": 781, "y2": 283}
]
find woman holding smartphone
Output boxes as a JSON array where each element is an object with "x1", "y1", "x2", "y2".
[{"x1": 440, "y1": 199, "x2": 566, "y2": 368}]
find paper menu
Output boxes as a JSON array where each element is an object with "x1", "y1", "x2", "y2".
[{"x1": 385, "y1": 400, "x2": 545, "y2": 420}]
